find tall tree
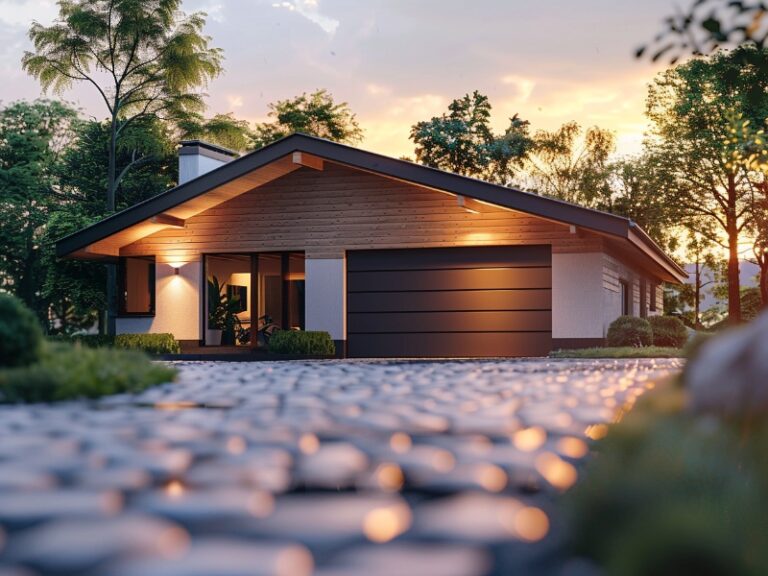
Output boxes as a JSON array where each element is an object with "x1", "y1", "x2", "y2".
[
  {"x1": 410, "y1": 91, "x2": 531, "y2": 184},
  {"x1": 645, "y1": 47, "x2": 768, "y2": 323},
  {"x1": 601, "y1": 152, "x2": 680, "y2": 251},
  {"x1": 22, "y1": 0, "x2": 225, "y2": 335},
  {"x1": 0, "y1": 100, "x2": 78, "y2": 324},
  {"x1": 522, "y1": 121, "x2": 614, "y2": 207},
  {"x1": 252, "y1": 89, "x2": 363, "y2": 149}
]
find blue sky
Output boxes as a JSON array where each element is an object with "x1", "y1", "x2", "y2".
[{"x1": 0, "y1": 0, "x2": 678, "y2": 157}]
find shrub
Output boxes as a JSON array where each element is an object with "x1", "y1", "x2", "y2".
[
  {"x1": 49, "y1": 333, "x2": 181, "y2": 354},
  {"x1": 0, "y1": 293, "x2": 44, "y2": 368},
  {"x1": 268, "y1": 330, "x2": 336, "y2": 355},
  {"x1": 114, "y1": 333, "x2": 181, "y2": 354},
  {"x1": 606, "y1": 316, "x2": 652, "y2": 347},
  {"x1": 0, "y1": 342, "x2": 176, "y2": 403},
  {"x1": 49, "y1": 334, "x2": 115, "y2": 348},
  {"x1": 649, "y1": 316, "x2": 688, "y2": 348}
]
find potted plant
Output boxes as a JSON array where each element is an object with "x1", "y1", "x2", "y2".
[{"x1": 206, "y1": 276, "x2": 242, "y2": 346}]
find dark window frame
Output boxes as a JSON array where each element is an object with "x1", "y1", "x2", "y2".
[
  {"x1": 639, "y1": 278, "x2": 648, "y2": 318},
  {"x1": 118, "y1": 256, "x2": 156, "y2": 317},
  {"x1": 619, "y1": 279, "x2": 631, "y2": 316}
]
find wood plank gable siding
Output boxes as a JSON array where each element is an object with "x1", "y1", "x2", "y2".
[{"x1": 120, "y1": 162, "x2": 604, "y2": 262}]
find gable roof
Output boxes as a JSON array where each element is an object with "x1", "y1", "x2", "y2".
[{"x1": 56, "y1": 133, "x2": 686, "y2": 282}]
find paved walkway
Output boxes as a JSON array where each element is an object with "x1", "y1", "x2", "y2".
[{"x1": 0, "y1": 358, "x2": 682, "y2": 576}]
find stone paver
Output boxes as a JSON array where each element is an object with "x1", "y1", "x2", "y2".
[{"x1": 0, "y1": 358, "x2": 682, "y2": 576}]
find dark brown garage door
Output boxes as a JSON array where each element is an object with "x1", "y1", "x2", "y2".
[{"x1": 347, "y1": 245, "x2": 552, "y2": 358}]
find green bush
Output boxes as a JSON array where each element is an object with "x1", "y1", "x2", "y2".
[
  {"x1": 114, "y1": 333, "x2": 181, "y2": 354},
  {"x1": 49, "y1": 333, "x2": 181, "y2": 354},
  {"x1": 0, "y1": 293, "x2": 44, "y2": 368},
  {"x1": 49, "y1": 334, "x2": 115, "y2": 348},
  {"x1": 606, "y1": 316, "x2": 652, "y2": 347},
  {"x1": 0, "y1": 342, "x2": 176, "y2": 403},
  {"x1": 566, "y1": 386, "x2": 768, "y2": 576},
  {"x1": 268, "y1": 330, "x2": 336, "y2": 355},
  {"x1": 649, "y1": 315, "x2": 688, "y2": 348}
]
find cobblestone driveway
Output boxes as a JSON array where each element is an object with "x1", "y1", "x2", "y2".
[{"x1": 0, "y1": 358, "x2": 682, "y2": 576}]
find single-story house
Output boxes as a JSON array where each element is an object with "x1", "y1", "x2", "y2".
[{"x1": 56, "y1": 134, "x2": 686, "y2": 357}]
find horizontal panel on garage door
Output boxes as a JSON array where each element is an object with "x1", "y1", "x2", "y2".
[
  {"x1": 348, "y1": 267, "x2": 551, "y2": 292},
  {"x1": 347, "y1": 245, "x2": 551, "y2": 271},
  {"x1": 348, "y1": 289, "x2": 551, "y2": 313},
  {"x1": 348, "y1": 310, "x2": 552, "y2": 333},
  {"x1": 347, "y1": 332, "x2": 553, "y2": 358}
]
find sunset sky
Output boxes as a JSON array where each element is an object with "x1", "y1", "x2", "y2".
[{"x1": 0, "y1": 0, "x2": 679, "y2": 158}]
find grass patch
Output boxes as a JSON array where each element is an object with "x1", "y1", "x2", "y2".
[
  {"x1": 0, "y1": 342, "x2": 176, "y2": 403},
  {"x1": 550, "y1": 346, "x2": 684, "y2": 358}
]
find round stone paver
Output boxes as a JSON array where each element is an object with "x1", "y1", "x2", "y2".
[{"x1": 0, "y1": 358, "x2": 681, "y2": 575}]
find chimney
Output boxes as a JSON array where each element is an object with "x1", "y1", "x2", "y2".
[{"x1": 178, "y1": 140, "x2": 239, "y2": 185}]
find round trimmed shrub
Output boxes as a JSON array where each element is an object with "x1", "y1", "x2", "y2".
[
  {"x1": 607, "y1": 316, "x2": 652, "y2": 347},
  {"x1": 649, "y1": 316, "x2": 688, "y2": 348},
  {"x1": 0, "y1": 293, "x2": 44, "y2": 368}
]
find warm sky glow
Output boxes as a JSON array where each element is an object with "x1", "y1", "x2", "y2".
[{"x1": 0, "y1": 0, "x2": 678, "y2": 158}]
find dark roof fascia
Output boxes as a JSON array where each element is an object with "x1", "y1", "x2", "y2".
[{"x1": 56, "y1": 133, "x2": 683, "y2": 280}]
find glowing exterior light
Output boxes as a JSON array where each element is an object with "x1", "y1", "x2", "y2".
[{"x1": 362, "y1": 503, "x2": 412, "y2": 543}]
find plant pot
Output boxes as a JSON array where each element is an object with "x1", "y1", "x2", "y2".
[{"x1": 206, "y1": 329, "x2": 222, "y2": 346}]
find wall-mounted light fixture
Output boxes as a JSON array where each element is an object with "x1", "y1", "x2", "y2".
[{"x1": 457, "y1": 195, "x2": 481, "y2": 214}]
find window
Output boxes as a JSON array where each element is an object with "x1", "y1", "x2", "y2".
[
  {"x1": 118, "y1": 256, "x2": 155, "y2": 316},
  {"x1": 619, "y1": 279, "x2": 631, "y2": 316},
  {"x1": 649, "y1": 282, "x2": 658, "y2": 312},
  {"x1": 640, "y1": 279, "x2": 647, "y2": 318}
]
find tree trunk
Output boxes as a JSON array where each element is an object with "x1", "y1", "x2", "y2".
[
  {"x1": 760, "y1": 256, "x2": 768, "y2": 309},
  {"x1": 106, "y1": 114, "x2": 119, "y2": 336},
  {"x1": 694, "y1": 260, "x2": 701, "y2": 328},
  {"x1": 726, "y1": 177, "x2": 742, "y2": 324}
]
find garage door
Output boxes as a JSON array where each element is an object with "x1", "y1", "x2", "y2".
[{"x1": 347, "y1": 245, "x2": 552, "y2": 357}]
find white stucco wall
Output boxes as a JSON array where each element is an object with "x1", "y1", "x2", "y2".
[
  {"x1": 551, "y1": 252, "x2": 605, "y2": 339},
  {"x1": 305, "y1": 257, "x2": 346, "y2": 340},
  {"x1": 116, "y1": 260, "x2": 202, "y2": 340}
]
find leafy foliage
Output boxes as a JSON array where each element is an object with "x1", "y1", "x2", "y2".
[
  {"x1": 606, "y1": 316, "x2": 653, "y2": 347},
  {"x1": 207, "y1": 276, "x2": 242, "y2": 344},
  {"x1": 639, "y1": 0, "x2": 768, "y2": 63},
  {"x1": 600, "y1": 152, "x2": 681, "y2": 252},
  {"x1": 0, "y1": 100, "x2": 79, "y2": 321},
  {"x1": 522, "y1": 121, "x2": 614, "y2": 207},
  {"x1": 410, "y1": 91, "x2": 531, "y2": 184},
  {"x1": 645, "y1": 47, "x2": 768, "y2": 323},
  {"x1": 268, "y1": 330, "x2": 336, "y2": 355},
  {"x1": 0, "y1": 342, "x2": 176, "y2": 403},
  {"x1": 567, "y1": 384, "x2": 768, "y2": 576},
  {"x1": 0, "y1": 293, "x2": 44, "y2": 368},
  {"x1": 649, "y1": 316, "x2": 689, "y2": 348},
  {"x1": 251, "y1": 89, "x2": 363, "y2": 149},
  {"x1": 114, "y1": 333, "x2": 181, "y2": 354},
  {"x1": 21, "y1": 0, "x2": 225, "y2": 210}
]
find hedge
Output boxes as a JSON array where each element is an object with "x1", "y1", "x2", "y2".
[
  {"x1": 268, "y1": 330, "x2": 336, "y2": 355},
  {"x1": 50, "y1": 333, "x2": 181, "y2": 354},
  {"x1": 649, "y1": 316, "x2": 688, "y2": 348},
  {"x1": 606, "y1": 316, "x2": 653, "y2": 347},
  {"x1": 0, "y1": 293, "x2": 43, "y2": 368},
  {"x1": 114, "y1": 333, "x2": 181, "y2": 354}
]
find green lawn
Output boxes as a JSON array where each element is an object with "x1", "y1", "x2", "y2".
[{"x1": 549, "y1": 346, "x2": 684, "y2": 359}]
